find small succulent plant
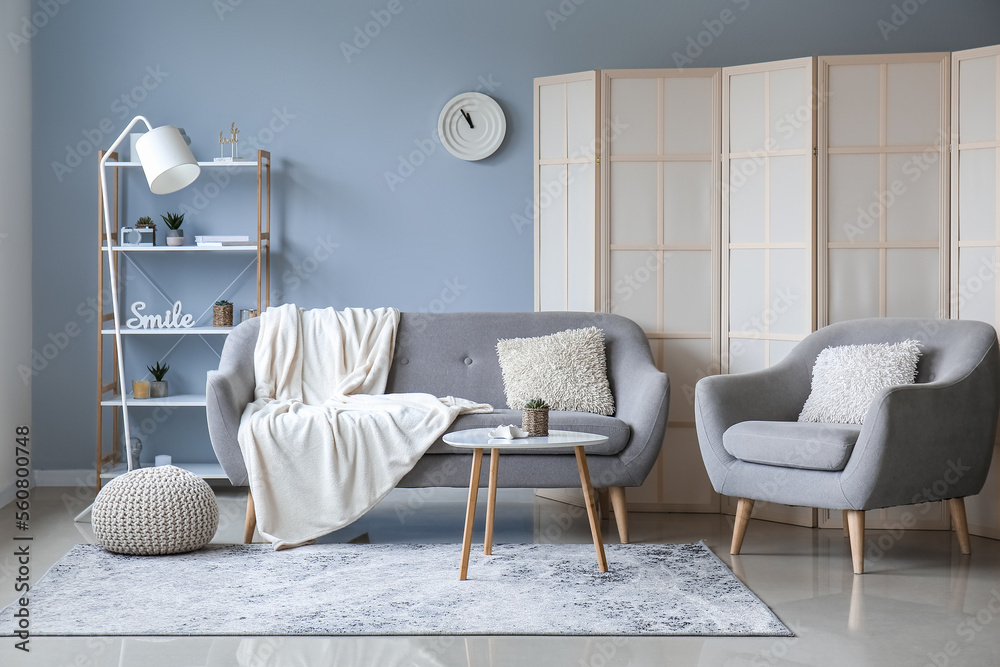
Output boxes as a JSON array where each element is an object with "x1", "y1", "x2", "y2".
[
  {"x1": 147, "y1": 362, "x2": 169, "y2": 382},
  {"x1": 161, "y1": 212, "x2": 184, "y2": 230},
  {"x1": 524, "y1": 398, "x2": 550, "y2": 410},
  {"x1": 214, "y1": 300, "x2": 232, "y2": 306},
  {"x1": 136, "y1": 216, "x2": 155, "y2": 228}
]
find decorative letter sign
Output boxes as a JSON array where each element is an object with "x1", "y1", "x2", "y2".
[{"x1": 126, "y1": 301, "x2": 196, "y2": 329}]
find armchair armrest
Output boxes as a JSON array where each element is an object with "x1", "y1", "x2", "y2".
[
  {"x1": 841, "y1": 341, "x2": 1000, "y2": 509},
  {"x1": 205, "y1": 319, "x2": 260, "y2": 485},
  {"x1": 694, "y1": 360, "x2": 812, "y2": 487}
]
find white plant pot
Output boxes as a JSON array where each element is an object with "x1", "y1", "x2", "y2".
[{"x1": 166, "y1": 230, "x2": 184, "y2": 246}]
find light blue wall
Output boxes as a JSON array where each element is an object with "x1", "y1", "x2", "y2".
[{"x1": 31, "y1": 0, "x2": 1000, "y2": 471}]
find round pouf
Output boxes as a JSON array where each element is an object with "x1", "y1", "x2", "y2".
[{"x1": 92, "y1": 466, "x2": 219, "y2": 556}]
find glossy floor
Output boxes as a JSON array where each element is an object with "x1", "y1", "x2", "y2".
[{"x1": 2, "y1": 486, "x2": 999, "y2": 666}]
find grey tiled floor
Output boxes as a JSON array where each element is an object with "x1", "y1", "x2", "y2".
[{"x1": 2, "y1": 485, "x2": 999, "y2": 666}]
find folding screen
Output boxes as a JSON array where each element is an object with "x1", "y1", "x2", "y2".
[
  {"x1": 819, "y1": 54, "x2": 950, "y2": 326},
  {"x1": 602, "y1": 69, "x2": 721, "y2": 511},
  {"x1": 534, "y1": 71, "x2": 600, "y2": 313},
  {"x1": 722, "y1": 57, "x2": 817, "y2": 377},
  {"x1": 952, "y1": 44, "x2": 1000, "y2": 539}
]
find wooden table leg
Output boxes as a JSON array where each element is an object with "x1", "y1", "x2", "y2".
[
  {"x1": 459, "y1": 448, "x2": 484, "y2": 581},
  {"x1": 575, "y1": 446, "x2": 608, "y2": 573},
  {"x1": 484, "y1": 448, "x2": 500, "y2": 555}
]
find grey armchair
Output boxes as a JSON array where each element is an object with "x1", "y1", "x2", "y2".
[{"x1": 695, "y1": 318, "x2": 1000, "y2": 574}]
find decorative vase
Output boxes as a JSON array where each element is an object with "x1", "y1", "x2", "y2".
[
  {"x1": 213, "y1": 304, "x2": 233, "y2": 327},
  {"x1": 149, "y1": 381, "x2": 168, "y2": 398},
  {"x1": 166, "y1": 229, "x2": 184, "y2": 246},
  {"x1": 522, "y1": 408, "x2": 549, "y2": 437},
  {"x1": 132, "y1": 380, "x2": 150, "y2": 399}
]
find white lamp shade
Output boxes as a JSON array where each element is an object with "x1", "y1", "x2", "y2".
[{"x1": 134, "y1": 126, "x2": 201, "y2": 195}]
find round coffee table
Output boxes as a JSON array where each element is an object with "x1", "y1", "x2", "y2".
[{"x1": 442, "y1": 428, "x2": 610, "y2": 580}]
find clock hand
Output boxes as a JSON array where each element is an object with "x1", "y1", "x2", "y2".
[{"x1": 460, "y1": 108, "x2": 474, "y2": 129}]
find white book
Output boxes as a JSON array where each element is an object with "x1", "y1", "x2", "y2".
[{"x1": 195, "y1": 235, "x2": 250, "y2": 243}]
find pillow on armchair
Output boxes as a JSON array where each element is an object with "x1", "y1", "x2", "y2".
[
  {"x1": 496, "y1": 326, "x2": 615, "y2": 415},
  {"x1": 798, "y1": 339, "x2": 922, "y2": 425}
]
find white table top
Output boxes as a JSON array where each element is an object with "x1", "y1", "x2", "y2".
[{"x1": 442, "y1": 428, "x2": 609, "y2": 450}]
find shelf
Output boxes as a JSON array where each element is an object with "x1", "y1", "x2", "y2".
[
  {"x1": 100, "y1": 462, "x2": 229, "y2": 480},
  {"x1": 101, "y1": 393, "x2": 208, "y2": 407},
  {"x1": 103, "y1": 245, "x2": 258, "y2": 252},
  {"x1": 105, "y1": 160, "x2": 260, "y2": 168},
  {"x1": 102, "y1": 327, "x2": 233, "y2": 335}
]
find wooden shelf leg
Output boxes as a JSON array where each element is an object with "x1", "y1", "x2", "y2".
[
  {"x1": 459, "y1": 448, "x2": 484, "y2": 580},
  {"x1": 575, "y1": 446, "x2": 608, "y2": 573}
]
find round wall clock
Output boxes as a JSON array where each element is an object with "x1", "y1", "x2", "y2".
[{"x1": 438, "y1": 92, "x2": 506, "y2": 161}]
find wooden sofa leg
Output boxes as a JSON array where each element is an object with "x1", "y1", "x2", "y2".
[
  {"x1": 846, "y1": 509, "x2": 865, "y2": 574},
  {"x1": 843, "y1": 509, "x2": 850, "y2": 538},
  {"x1": 949, "y1": 497, "x2": 972, "y2": 555},
  {"x1": 244, "y1": 489, "x2": 257, "y2": 544},
  {"x1": 731, "y1": 498, "x2": 754, "y2": 555},
  {"x1": 608, "y1": 487, "x2": 629, "y2": 544},
  {"x1": 597, "y1": 488, "x2": 611, "y2": 521}
]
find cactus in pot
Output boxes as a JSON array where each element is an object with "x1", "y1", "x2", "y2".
[
  {"x1": 161, "y1": 212, "x2": 185, "y2": 246},
  {"x1": 522, "y1": 398, "x2": 551, "y2": 437},
  {"x1": 147, "y1": 362, "x2": 169, "y2": 398}
]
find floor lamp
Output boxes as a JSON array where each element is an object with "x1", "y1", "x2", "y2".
[{"x1": 100, "y1": 117, "x2": 200, "y2": 472}]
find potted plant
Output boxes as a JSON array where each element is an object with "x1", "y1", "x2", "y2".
[
  {"x1": 213, "y1": 300, "x2": 233, "y2": 327},
  {"x1": 147, "y1": 362, "x2": 169, "y2": 398},
  {"x1": 161, "y1": 212, "x2": 185, "y2": 246},
  {"x1": 522, "y1": 398, "x2": 550, "y2": 437},
  {"x1": 136, "y1": 216, "x2": 156, "y2": 245}
]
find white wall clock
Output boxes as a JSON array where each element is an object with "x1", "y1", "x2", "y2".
[{"x1": 438, "y1": 92, "x2": 506, "y2": 161}]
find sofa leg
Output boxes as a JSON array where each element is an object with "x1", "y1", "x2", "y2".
[
  {"x1": 731, "y1": 498, "x2": 754, "y2": 555},
  {"x1": 948, "y1": 497, "x2": 972, "y2": 555},
  {"x1": 846, "y1": 509, "x2": 865, "y2": 574},
  {"x1": 608, "y1": 487, "x2": 629, "y2": 544},
  {"x1": 244, "y1": 489, "x2": 257, "y2": 544},
  {"x1": 842, "y1": 510, "x2": 850, "y2": 538},
  {"x1": 597, "y1": 488, "x2": 611, "y2": 521}
]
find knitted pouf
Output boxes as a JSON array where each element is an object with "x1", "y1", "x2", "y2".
[{"x1": 92, "y1": 466, "x2": 219, "y2": 556}]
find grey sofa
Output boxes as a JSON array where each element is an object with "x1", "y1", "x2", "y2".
[
  {"x1": 206, "y1": 311, "x2": 669, "y2": 543},
  {"x1": 695, "y1": 317, "x2": 1000, "y2": 574}
]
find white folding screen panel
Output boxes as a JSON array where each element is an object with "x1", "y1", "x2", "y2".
[
  {"x1": 952, "y1": 44, "x2": 1000, "y2": 540},
  {"x1": 534, "y1": 72, "x2": 600, "y2": 312},
  {"x1": 819, "y1": 54, "x2": 950, "y2": 326},
  {"x1": 722, "y1": 58, "x2": 816, "y2": 375},
  {"x1": 602, "y1": 69, "x2": 721, "y2": 512}
]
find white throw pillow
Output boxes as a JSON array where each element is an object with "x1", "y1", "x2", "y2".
[
  {"x1": 798, "y1": 339, "x2": 922, "y2": 425},
  {"x1": 496, "y1": 327, "x2": 615, "y2": 416}
]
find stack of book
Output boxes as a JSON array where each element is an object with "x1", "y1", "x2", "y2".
[{"x1": 194, "y1": 235, "x2": 251, "y2": 247}]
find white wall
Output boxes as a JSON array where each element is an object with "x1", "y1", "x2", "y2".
[{"x1": 0, "y1": 0, "x2": 32, "y2": 506}]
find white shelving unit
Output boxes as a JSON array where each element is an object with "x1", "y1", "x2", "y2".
[{"x1": 95, "y1": 150, "x2": 272, "y2": 488}]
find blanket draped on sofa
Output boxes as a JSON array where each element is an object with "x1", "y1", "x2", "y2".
[{"x1": 238, "y1": 305, "x2": 492, "y2": 549}]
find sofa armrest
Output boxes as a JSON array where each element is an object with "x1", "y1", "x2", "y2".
[
  {"x1": 205, "y1": 319, "x2": 259, "y2": 486},
  {"x1": 694, "y1": 361, "x2": 812, "y2": 489},
  {"x1": 611, "y1": 363, "x2": 669, "y2": 483},
  {"x1": 841, "y1": 341, "x2": 1000, "y2": 509}
]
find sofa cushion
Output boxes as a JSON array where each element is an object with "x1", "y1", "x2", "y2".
[
  {"x1": 428, "y1": 409, "x2": 630, "y2": 455},
  {"x1": 495, "y1": 327, "x2": 615, "y2": 415},
  {"x1": 723, "y1": 420, "x2": 861, "y2": 471}
]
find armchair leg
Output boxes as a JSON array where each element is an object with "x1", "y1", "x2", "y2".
[
  {"x1": 846, "y1": 510, "x2": 865, "y2": 574},
  {"x1": 842, "y1": 510, "x2": 850, "y2": 538},
  {"x1": 244, "y1": 489, "x2": 257, "y2": 544},
  {"x1": 731, "y1": 498, "x2": 755, "y2": 555},
  {"x1": 608, "y1": 487, "x2": 629, "y2": 544},
  {"x1": 948, "y1": 497, "x2": 972, "y2": 555}
]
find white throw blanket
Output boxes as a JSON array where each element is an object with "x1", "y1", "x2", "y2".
[{"x1": 238, "y1": 305, "x2": 492, "y2": 549}]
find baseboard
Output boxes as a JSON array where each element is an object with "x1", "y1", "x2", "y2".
[
  {"x1": 969, "y1": 522, "x2": 1000, "y2": 541},
  {"x1": 33, "y1": 469, "x2": 95, "y2": 487}
]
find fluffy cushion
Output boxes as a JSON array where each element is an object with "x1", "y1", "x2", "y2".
[
  {"x1": 496, "y1": 327, "x2": 615, "y2": 415},
  {"x1": 798, "y1": 339, "x2": 922, "y2": 425}
]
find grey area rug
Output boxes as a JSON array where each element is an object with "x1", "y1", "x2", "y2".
[{"x1": 1, "y1": 542, "x2": 790, "y2": 636}]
